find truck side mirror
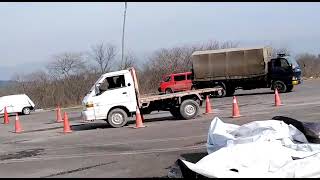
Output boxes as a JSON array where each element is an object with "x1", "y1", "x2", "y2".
[{"x1": 95, "y1": 84, "x2": 100, "y2": 95}]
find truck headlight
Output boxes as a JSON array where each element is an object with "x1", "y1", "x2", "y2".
[{"x1": 85, "y1": 103, "x2": 94, "y2": 108}]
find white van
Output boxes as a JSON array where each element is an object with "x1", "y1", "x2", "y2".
[{"x1": 0, "y1": 94, "x2": 35, "y2": 115}]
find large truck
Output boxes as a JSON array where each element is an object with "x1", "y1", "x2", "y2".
[
  {"x1": 81, "y1": 68, "x2": 221, "y2": 128},
  {"x1": 191, "y1": 46, "x2": 302, "y2": 97}
]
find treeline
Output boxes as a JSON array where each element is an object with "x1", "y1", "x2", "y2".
[{"x1": 0, "y1": 40, "x2": 318, "y2": 109}]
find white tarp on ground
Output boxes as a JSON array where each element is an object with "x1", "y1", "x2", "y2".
[{"x1": 180, "y1": 117, "x2": 320, "y2": 178}]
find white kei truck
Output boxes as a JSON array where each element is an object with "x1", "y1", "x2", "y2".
[{"x1": 81, "y1": 68, "x2": 221, "y2": 128}]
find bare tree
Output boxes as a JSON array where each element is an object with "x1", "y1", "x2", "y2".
[
  {"x1": 1, "y1": 40, "x2": 242, "y2": 108},
  {"x1": 122, "y1": 52, "x2": 136, "y2": 69},
  {"x1": 90, "y1": 43, "x2": 117, "y2": 73},
  {"x1": 296, "y1": 53, "x2": 320, "y2": 78},
  {"x1": 47, "y1": 52, "x2": 86, "y2": 79}
]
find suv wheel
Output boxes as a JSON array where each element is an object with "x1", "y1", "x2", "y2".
[
  {"x1": 22, "y1": 107, "x2": 31, "y2": 115},
  {"x1": 165, "y1": 88, "x2": 173, "y2": 94}
]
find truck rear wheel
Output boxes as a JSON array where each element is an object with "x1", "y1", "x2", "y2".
[
  {"x1": 179, "y1": 99, "x2": 199, "y2": 120},
  {"x1": 107, "y1": 108, "x2": 128, "y2": 128},
  {"x1": 213, "y1": 84, "x2": 226, "y2": 98}
]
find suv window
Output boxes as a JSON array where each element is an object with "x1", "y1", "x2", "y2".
[{"x1": 174, "y1": 75, "x2": 186, "y2": 81}]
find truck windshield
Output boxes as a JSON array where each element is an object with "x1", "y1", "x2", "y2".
[
  {"x1": 286, "y1": 56, "x2": 299, "y2": 69},
  {"x1": 88, "y1": 75, "x2": 105, "y2": 94}
]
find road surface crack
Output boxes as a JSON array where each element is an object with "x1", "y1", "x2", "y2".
[{"x1": 41, "y1": 161, "x2": 117, "y2": 178}]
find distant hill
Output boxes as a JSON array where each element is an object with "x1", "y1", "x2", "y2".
[{"x1": 0, "y1": 80, "x2": 16, "y2": 87}]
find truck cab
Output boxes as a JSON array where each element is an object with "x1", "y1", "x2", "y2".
[
  {"x1": 268, "y1": 54, "x2": 302, "y2": 92},
  {"x1": 82, "y1": 68, "x2": 221, "y2": 128},
  {"x1": 82, "y1": 70, "x2": 137, "y2": 127}
]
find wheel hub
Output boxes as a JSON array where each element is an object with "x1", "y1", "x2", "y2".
[
  {"x1": 214, "y1": 86, "x2": 225, "y2": 96},
  {"x1": 185, "y1": 105, "x2": 196, "y2": 116},
  {"x1": 111, "y1": 113, "x2": 123, "y2": 125},
  {"x1": 24, "y1": 108, "x2": 30, "y2": 114},
  {"x1": 275, "y1": 83, "x2": 284, "y2": 91}
]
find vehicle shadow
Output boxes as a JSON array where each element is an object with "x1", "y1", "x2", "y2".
[
  {"x1": 180, "y1": 151, "x2": 208, "y2": 163},
  {"x1": 71, "y1": 115, "x2": 186, "y2": 131},
  {"x1": 234, "y1": 91, "x2": 274, "y2": 97},
  {"x1": 71, "y1": 123, "x2": 110, "y2": 131},
  {"x1": 45, "y1": 116, "x2": 83, "y2": 125}
]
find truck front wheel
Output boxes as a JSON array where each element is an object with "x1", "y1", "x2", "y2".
[
  {"x1": 179, "y1": 99, "x2": 200, "y2": 120},
  {"x1": 107, "y1": 108, "x2": 128, "y2": 128},
  {"x1": 272, "y1": 80, "x2": 287, "y2": 93}
]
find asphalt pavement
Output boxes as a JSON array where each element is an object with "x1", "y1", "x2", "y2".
[{"x1": 0, "y1": 79, "x2": 319, "y2": 177}]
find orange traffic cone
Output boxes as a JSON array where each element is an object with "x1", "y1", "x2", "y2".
[
  {"x1": 133, "y1": 106, "x2": 145, "y2": 128},
  {"x1": 63, "y1": 112, "x2": 72, "y2": 133},
  {"x1": 3, "y1": 106, "x2": 9, "y2": 124},
  {"x1": 56, "y1": 105, "x2": 63, "y2": 122},
  {"x1": 15, "y1": 113, "x2": 23, "y2": 133},
  {"x1": 204, "y1": 95, "x2": 213, "y2": 114},
  {"x1": 232, "y1": 96, "x2": 241, "y2": 118},
  {"x1": 275, "y1": 89, "x2": 283, "y2": 107}
]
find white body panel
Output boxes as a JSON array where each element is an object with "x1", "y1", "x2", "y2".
[
  {"x1": 82, "y1": 70, "x2": 137, "y2": 121},
  {"x1": 0, "y1": 94, "x2": 35, "y2": 114}
]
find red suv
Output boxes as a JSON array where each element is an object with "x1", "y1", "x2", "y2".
[{"x1": 158, "y1": 72, "x2": 193, "y2": 93}]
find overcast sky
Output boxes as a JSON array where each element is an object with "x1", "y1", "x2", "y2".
[{"x1": 1, "y1": 2, "x2": 320, "y2": 80}]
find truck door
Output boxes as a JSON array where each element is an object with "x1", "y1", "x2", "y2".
[
  {"x1": 186, "y1": 73, "x2": 193, "y2": 90},
  {"x1": 93, "y1": 73, "x2": 136, "y2": 119},
  {"x1": 269, "y1": 58, "x2": 292, "y2": 83}
]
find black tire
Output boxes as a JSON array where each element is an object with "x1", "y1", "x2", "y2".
[
  {"x1": 165, "y1": 88, "x2": 173, "y2": 94},
  {"x1": 212, "y1": 84, "x2": 226, "y2": 98},
  {"x1": 179, "y1": 99, "x2": 200, "y2": 120},
  {"x1": 286, "y1": 85, "x2": 294, "y2": 92},
  {"x1": 22, "y1": 107, "x2": 31, "y2": 115},
  {"x1": 272, "y1": 80, "x2": 287, "y2": 93},
  {"x1": 170, "y1": 107, "x2": 183, "y2": 119},
  {"x1": 107, "y1": 108, "x2": 128, "y2": 128}
]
